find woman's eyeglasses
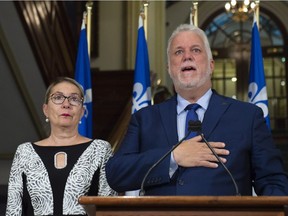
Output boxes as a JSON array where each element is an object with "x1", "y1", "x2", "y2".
[{"x1": 50, "y1": 94, "x2": 83, "y2": 106}]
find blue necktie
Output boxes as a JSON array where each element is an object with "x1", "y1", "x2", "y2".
[{"x1": 185, "y1": 103, "x2": 201, "y2": 139}]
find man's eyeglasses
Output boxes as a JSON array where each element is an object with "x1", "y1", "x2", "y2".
[{"x1": 50, "y1": 94, "x2": 83, "y2": 106}]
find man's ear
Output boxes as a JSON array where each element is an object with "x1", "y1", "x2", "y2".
[{"x1": 210, "y1": 59, "x2": 215, "y2": 75}]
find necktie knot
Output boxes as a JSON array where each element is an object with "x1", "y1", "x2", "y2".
[{"x1": 185, "y1": 103, "x2": 201, "y2": 112}]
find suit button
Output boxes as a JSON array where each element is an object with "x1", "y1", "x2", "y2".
[{"x1": 178, "y1": 179, "x2": 184, "y2": 185}]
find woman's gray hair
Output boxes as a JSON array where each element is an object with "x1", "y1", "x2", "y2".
[
  {"x1": 44, "y1": 77, "x2": 84, "y2": 104},
  {"x1": 167, "y1": 24, "x2": 213, "y2": 61}
]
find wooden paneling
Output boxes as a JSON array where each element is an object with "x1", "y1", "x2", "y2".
[
  {"x1": 92, "y1": 69, "x2": 134, "y2": 143},
  {"x1": 14, "y1": 1, "x2": 76, "y2": 85}
]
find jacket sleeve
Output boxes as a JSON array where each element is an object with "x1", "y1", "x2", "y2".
[
  {"x1": 251, "y1": 107, "x2": 288, "y2": 195},
  {"x1": 98, "y1": 141, "x2": 118, "y2": 196},
  {"x1": 6, "y1": 145, "x2": 24, "y2": 216},
  {"x1": 105, "y1": 113, "x2": 173, "y2": 193}
]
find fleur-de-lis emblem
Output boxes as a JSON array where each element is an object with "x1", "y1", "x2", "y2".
[
  {"x1": 83, "y1": 104, "x2": 88, "y2": 118},
  {"x1": 248, "y1": 82, "x2": 269, "y2": 118},
  {"x1": 83, "y1": 88, "x2": 92, "y2": 118},
  {"x1": 132, "y1": 82, "x2": 151, "y2": 113}
]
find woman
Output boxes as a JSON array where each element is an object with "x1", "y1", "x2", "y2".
[{"x1": 6, "y1": 77, "x2": 117, "y2": 216}]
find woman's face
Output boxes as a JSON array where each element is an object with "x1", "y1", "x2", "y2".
[{"x1": 43, "y1": 81, "x2": 84, "y2": 129}]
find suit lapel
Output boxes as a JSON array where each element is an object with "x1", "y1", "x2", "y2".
[
  {"x1": 202, "y1": 91, "x2": 231, "y2": 138},
  {"x1": 158, "y1": 96, "x2": 179, "y2": 147},
  {"x1": 156, "y1": 93, "x2": 231, "y2": 145}
]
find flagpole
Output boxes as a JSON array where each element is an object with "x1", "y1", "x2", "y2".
[
  {"x1": 142, "y1": 0, "x2": 149, "y2": 40},
  {"x1": 193, "y1": 1, "x2": 198, "y2": 27},
  {"x1": 190, "y1": 4, "x2": 193, "y2": 25},
  {"x1": 255, "y1": 0, "x2": 260, "y2": 27},
  {"x1": 86, "y1": 1, "x2": 93, "y2": 58}
]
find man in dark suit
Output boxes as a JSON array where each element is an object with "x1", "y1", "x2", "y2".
[{"x1": 106, "y1": 24, "x2": 288, "y2": 196}]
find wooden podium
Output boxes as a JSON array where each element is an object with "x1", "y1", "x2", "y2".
[{"x1": 78, "y1": 196, "x2": 288, "y2": 216}]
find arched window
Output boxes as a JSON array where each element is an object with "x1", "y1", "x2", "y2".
[{"x1": 203, "y1": 9, "x2": 287, "y2": 131}]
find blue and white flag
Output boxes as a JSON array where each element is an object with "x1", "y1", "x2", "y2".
[
  {"x1": 75, "y1": 19, "x2": 93, "y2": 138},
  {"x1": 248, "y1": 15, "x2": 270, "y2": 129},
  {"x1": 132, "y1": 15, "x2": 151, "y2": 114},
  {"x1": 125, "y1": 15, "x2": 151, "y2": 197}
]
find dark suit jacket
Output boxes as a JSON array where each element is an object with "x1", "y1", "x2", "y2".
[{"x1": 106, "y1": 91, "x2": 288, "y2": 195}]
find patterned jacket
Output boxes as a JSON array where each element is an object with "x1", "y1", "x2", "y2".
[{"x1": 6, "y1": 139, "x2": 117, "y2": 215}]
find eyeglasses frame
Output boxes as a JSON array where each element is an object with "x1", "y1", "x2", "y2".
[{"x1": 49, "y1": 93, "x2": 83, "y2": 106}]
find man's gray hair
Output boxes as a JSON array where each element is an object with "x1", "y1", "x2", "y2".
[{"x1": 167, "y1": 24, "x2": 213, "y2": 61}]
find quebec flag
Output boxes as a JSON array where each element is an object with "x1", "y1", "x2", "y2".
[
  {"x1": 75, "y1": 19, "x2": 93, "y2": 138},
  {"x1": 131, "y1": 15, "x2": 151, "y2": 114},
  {"x1": 126, "y1": 15, "x2": 151, "y2": 196},
  {"x1": 248, "y1": 15, "x2": 270, "y2": 129}
]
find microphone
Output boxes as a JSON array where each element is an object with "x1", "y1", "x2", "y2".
[
  {"x1": 189, "y1": 120, "x2": 241, "y2": 196},
  {"x1": 139, "y1": 122, "x2": 197, "y2": 196}
]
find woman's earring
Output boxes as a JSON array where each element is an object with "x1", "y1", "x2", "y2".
[
  {"x1": 45, "y1": 117, "x2": 49, "y2": 122},
  {"x1": 79, "y1": 120, "x2": 82, "y2": 124}
]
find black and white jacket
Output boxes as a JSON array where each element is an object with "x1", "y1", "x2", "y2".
[{"x1": 6, "y1": 139, "x2": 117, "y2": 216}]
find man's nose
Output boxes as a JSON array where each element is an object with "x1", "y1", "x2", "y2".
[{"x1": 183, "y1": 51, "x2": 194, "y2": 61}]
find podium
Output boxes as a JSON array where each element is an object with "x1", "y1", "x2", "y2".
[{"x1": 78, "y1": 196, "x2": 288, "y2": 216}]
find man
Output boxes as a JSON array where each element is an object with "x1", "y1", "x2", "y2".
[{"x1": 106, "y1": 24, "x2": 288, "y2": 195}]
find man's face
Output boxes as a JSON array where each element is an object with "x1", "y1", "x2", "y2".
[{"x1": 168, "y1": 31, "x2": 214, "y2": 92}]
